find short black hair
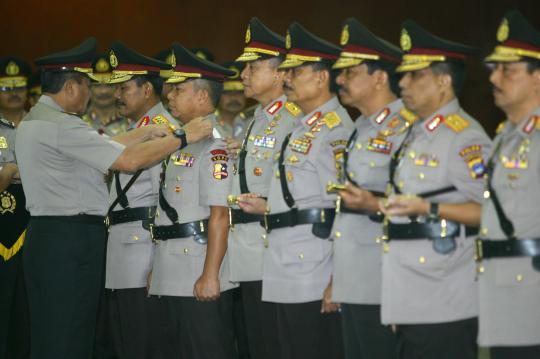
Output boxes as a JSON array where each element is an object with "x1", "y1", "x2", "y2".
[
  {"x1": 430, "y1": 61, "x2": 466, "y2": 96},
  {"x1": 365, "y1": 61, "x2": 401, "y2": 96},
  {"x1": 524, "y1": 58, "x2": 540, "y2": 74},
  {"x1": 132, "y1": 75, "x2": 163, "y2": 98},
  {"x1": 41, "y1": 71, "x2": 87, "y2": 94},
  {"x1": 267, "y1": 55, "x2": 285, "y2": 69},
  {"x1": 309, "y1": 61, "x2": 340, "y2": 94},
  {"x1": 192, "y1": 79, "x2": 223, "y2": 108}
]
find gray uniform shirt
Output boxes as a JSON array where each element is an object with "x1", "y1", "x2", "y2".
[
  {"x1": 106, "y1": 102, "x2": 178, "y2": 289},
  {"x1": 262, "y1": 96, "x2": 354, "y2": 303},
  {"x1": 381, "y1": 99, "x2": 492, "y2": 324},
  {"x1": 149, "y1": 134, "x2": 236, "y2": 297},
  {"x1": 332, "y1": 99, "x2": 414, "y2": 304},
  {"x1": 15, "y1": 95, "x2": 125, "y2": 216},
  {"x1": 478, "y1": 108, "x2": 540, "y2": 346},
  {"x1": 228, "y1": 95, "x2": 300, "y2": 282},
  {"x1": 0, "y1": 118, "x2": 16, "y2": 166}
]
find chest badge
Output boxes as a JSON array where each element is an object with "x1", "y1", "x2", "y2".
[
  {"x1": 0, "y1": 137, "x2": 7, "y2": 149},
  {"x1": 0, "y1": 191, "x2": 16, "y2": 214}
]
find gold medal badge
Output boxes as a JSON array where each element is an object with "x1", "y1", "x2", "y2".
[
  {"x1": 95, "y1": 58, "x2": 110, "y2": 73},
  {"x1": 245, "y1": 25, "x2": 251, "y2": 44},
  {"x1": 109, "y1": 50, "x2": 119, "y2": 68},
  {"x1": 286, "y1": 31, "x2": 291, "y2": 50},
  {"x1": 0, "y1": 191, "x2": 16, "y2": 214},
  {"x1": 497, "y1": 18, "x2": 509, "y2": 42},
  {"x1": 6, "y1": 61, "x2": 20, "y2": 76},
  {"x1": 400, "y1": 29, "x2": 412, "y2": 51},
  {"x1": 0, "y1": 136, "x2": 7, "y2": 149}
]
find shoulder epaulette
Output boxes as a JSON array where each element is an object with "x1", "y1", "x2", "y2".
[
  {"x1": 0, "y1": 118, "x2": 15, "y2": 129},
  {"x1": 444, "y1": 114, "x2": 470, "y2": 133},
  {"x1": 495, "y1": 121, "x2": 506, "y2": 134},
  {"x1": 323, "y1": 111, "x2": 341, "y2": 129},
  {"x1": 151, "y1": 114, "x2": 171, "y2": 125},
  {"x1": 285, "y1": 101, "x2": 301, "y2": 117},
  {"x1": 399, "y1": 108, "x2": 418, "y2": 124}
]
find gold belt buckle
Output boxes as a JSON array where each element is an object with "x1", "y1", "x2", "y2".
[
  {"x1": 228, "y1": 207, "x2": 234, "y2": 230},
  {"x1": 149, "y1": 223, "x2": 156, "y2": 243},
  {"x1": 263, "y1": 212, "x2": 270, "y2": 233},
  {"x1": 474, "y1": 238, "x2": 483, "y2": 261}
]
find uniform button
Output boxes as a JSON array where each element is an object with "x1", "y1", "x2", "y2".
[
  {"x1": 133, "y1": 235, "x2": 139, "y2": 241},
  {"x1": 477, "y1": 265, "x2": 485, "y2": 274},
  {"x1": 408, "y1": 150, "x2": 416, "y2": 159},
  {"x1": 419, "y1": 256, "x2": 426, "y2": 264},
  {"x1": 480, "y1": 227, "x2": 488, "y2": 236},
  {"x1": 483, "y1": 190, "x2": 490, "y2": 199},
  {"x1": 183, "y1": 248, "x2": 189, "y2": 254},
  {"x1": 355, "y1": 143, "x2": 362, "y2": 150},
  {"x1": 335, "y1": 231, "x2": 341, "y2": 238},
  {"x1": 298, "y1": 253, "x2": 304, "y2": 260},
  {"x1": 516, "y1": 274, "x2": 524, "y2": 282},
  {"x1": 375, "y1": 237, "x2": 381, "y2": 244},
  {"x1": 383, "y1": 243, "x2": 390, "y2": 253},
  {"x1": 275, "y1": 171, "x2": 280, "y2": 178},
  {"x1": 176, "y1": 176, "x2": 181, "y2": 181},
  {"x1": 398, "y1": 181, "x2": 404, "y2": 189},
  {"x1": 418, "y1": 173, "x2": 425, "y2": 180},
  {"x1": 348, "y1": 171, "x2": 355, "y2": 178},
  {"x1": 369, "y1": 161, "x2": 375, "y2": 168}
]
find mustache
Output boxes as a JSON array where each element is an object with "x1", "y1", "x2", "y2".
[{"x1": 338, "y1": 86, "x2": 349, "y2": 95}]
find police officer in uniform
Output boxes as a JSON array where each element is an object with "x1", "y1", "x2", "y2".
[
  {"x1": 239, "y1": 22, "x2": 353, "y2": 359},
  {"x1": 0, "y1": 59, "x2": 31, "y2": 357},
  {"x1": 477, "y1": 10, "x2": 540, "y2": 359},
  {"x1": 227, "y1": 17, "x2": 298, "y2": 359},
  {"x1": 83, "y1": 54, "x2": 131, "y2": 136},
  {"x1": 27, "y1": 73, "x2": 41, "y2": 108},
  {"x1": 325, "y1": 18, "x2": 409, "y2": 359},
  {"x1": 215, "y1": 61, "x2": 247, "y2": 139},
  {"x1": 378, "y1": 21, "x2": 492, "y2": 359},
  {"x1": 148, "y1": 43, "x2": 237, "y2": 359},
  {"x1": 0, "y1": 57, "x2": 31, "y2": 126},
  {"x1": 15, "y1": 37, "x2": 213, "y2": 359},
  {"x1": 104, "y1": 42, "x2": 180, "y2": 359}
]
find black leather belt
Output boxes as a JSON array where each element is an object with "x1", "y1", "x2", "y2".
[
  {"x1": 263, "y1": 208, "x2": 335, "y2": 234},
  {"x1": 108, "y1": 206, "x2": 156, "y2": 225},
  {"x1": 340, "y1": 206, "x2": 384, "y2": 223},
  {"x1": 229, "y1": 208, "x2": 264, "y2": 225},
  {"x1": 476, "y1": 238, "x2": 540, "y2": 259},
  {"x1": 150, "y1": 219, "x2": 209, "y2": 242},
  {"x1": 31, "y1": 214, "x2": 105, "y2": 225},
  {"x1": 387, "y1": 221, "x2": 478, "y2": 239}
]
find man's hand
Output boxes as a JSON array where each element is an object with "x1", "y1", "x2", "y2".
[
  {"x1": 148, "y1": 124, "x2": 171, "y2": 140},
  {"x1": 339, "y1": 182, "x2": 379, "y2": 211},
  {"x1": 193, "y1": 274, "x2": 220, "y2": 301},
  {"x1": 184, "y1": 117, "x2": 213, "y2": 144},
  {"x1": 321, "y1": 280, "x2": 340, "y2": 314},
  {"x1": 237, "y1": 194, "x2": 267, "y2": 215},
  {"x1": 379, "y1": 194, "x2": 429, "y2": 217},
  {"x1": 225, "y1": 138, "x2": 241, "y2": 159}
]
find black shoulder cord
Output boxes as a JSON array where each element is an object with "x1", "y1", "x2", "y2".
[
  {"x1": 238, "y1": 118, "x2": 257, "y2": 194},
  {"x1": 108, "y1": 170, "x2": 143, "y2": 214},
  {"x1": 278, "y1": 133, "x2": 295, "y2": 208},
  {"x1": 158, "y1": 159, "x2": 180, "y2": 224}
]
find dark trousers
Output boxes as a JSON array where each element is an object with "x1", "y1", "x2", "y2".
[
  {"x1": 166, "y1": 290, "x2": 237, "y2": 359},
  {"x1": 341, "y1": 304, "x2": 397, "y2": 359},
  {"x1": 106, "y1": 288, "x2": 175, "y2": 359},
  {"x1": 24, "y1": 217, "x2": 107, "y2": 359},
  {"x1": 231, "y1": 287, "x2": 250, "y2": 359},
  {"x1": 275, "y1": 301, "x2": 344, "y2": 359},
  {"x1": 396, "y1": 317, "x2": 478, "y2": 359},
  {"x1": 241, "y1": 281, "x2": 280, "y2": 359},
  {"x1": 0, "y1": 253, "x2": 30, "y2": 359},
  {"x1": 490, "y1": 345, "x2": 540, "y2": 359}
]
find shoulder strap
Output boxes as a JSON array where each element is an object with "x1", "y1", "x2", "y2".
[
  {"x1": 278, "y1": 133, "x2": 295, "y2": 208},
  {"x1": 343, "y1": 129, "x2": 359, "y2": 187},
  {"x1": 108, "y1": 170, "x2": 143, "y2": 213},
  {"x1": 238, "y1": 118, "x2": 257, "y2": 194},
  {"x1": 158, "y1": 159, "x2": 180, "y2": 223},
  {"x1": 388, "y1": 125, "x2": 413, "y2": 195}
]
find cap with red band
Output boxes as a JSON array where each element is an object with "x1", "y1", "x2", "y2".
[
  {"x1": 0, "y1": 56, "x2": 31, "y2": 90},
  {"x1": 236, "y1": 17, "x2": 286, "y2": 62},
  {"x1": 108, "y1": 41, "x2": 171, "y2": 84},
  {"x1": 166, "y1": 43, "x2": 235, "y2": 84},
  {"x1": 35, "y1": 37, "x2": 96, "y2": 76},
  {"x1": 396, "y1": 20, "x2": 478, "y2": 73},
  {"x1": 485, "y1": 10, "x2": 540, "y2": 63},
  {"x1": 279, "y1": 22, "x2": 341, "y2": 69},
  {"x1": 333, "y1": 18, "x2": 402, "y2": 70}
]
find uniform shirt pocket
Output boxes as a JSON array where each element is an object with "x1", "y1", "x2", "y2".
[
  {"x1": 119, "y1": 223, "x2": 152, "y2": 244},
  {"x1": 495, "y1": 257, "x2": 540, "y2": 287},
  {"x1": 167, "y1": 237, "x2": 206, "y2": 257},
  {"x1": 279, "y1": 238, "x2": 325, "y2": 265}
]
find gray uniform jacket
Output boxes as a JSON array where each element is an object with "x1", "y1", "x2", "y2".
[
  {"x1": 15, "y1": 95, "x2": 125, "y2": 216},
  {"x1": 0, "y1": 118, "x2": 16, "y2": 166},
  {"x1": 381, "y1": 99, "x2": 492, "y2": 324},
  {"x1": 478, "y1": 108, "x2": 540, "y2": 346},
  {"x1": 106, "y1": 102, "x2": 178, "y2": 289},
  {"x1": 149, "y1": 126, "x2": 236, "y2": 297},
  {"x1": 227, "y1": 95, "x2": 300, "y2": 282},
  {"x1": 332, "y1": 99, "x2": 415, "y2": 304},
  {"x1": 262, "y1": 96, "x2": 354, "y2": 303}
]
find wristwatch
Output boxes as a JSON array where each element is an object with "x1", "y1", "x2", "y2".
[
  {"x1": 172, "y1": 128, "x2": 188, "y2": 150},
  {"x1": 427, "y1": 202, "x2": 440, "y2": 222}
]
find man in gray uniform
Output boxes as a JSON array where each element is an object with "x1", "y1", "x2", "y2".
[
  {"x1": 15, "y1": 38, "x2": 213, "y2": 359},
  {"x1": 104, "y1": 41, "x2": 180, "y2": 359},
  {"x1": 477, "y1": 10, "x2": 540, "y2": 359},
  {"x1": 227, "y1": 17, "x2": 298, "y2": 359},
  {"x1": 239, "y1": 22, "x2": 353, "y2": 359},
  {"x1": 325, "y1": 18, "x2": 410, "y2": 359},
  {"x1": 148, "y1": 43, "x2": 237, "y2": 359},
  {"x1": 378, "y1": 21, "x2": 492, "y2": 359},
  {"x1": 215, "y1": 61, "x2": 247, "y2": 139}
]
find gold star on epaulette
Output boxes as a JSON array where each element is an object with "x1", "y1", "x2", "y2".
[
  {"x1": 444, "y1": 114, "x2": 470, "y2": 133},
  {"x1": 285, "y1": 102, "x2": 301, "y2": 117},
  {"x1": 399, "y1": 108, "x2": 418, "y2": 124},
  {"x1": 323, "y1": 112, "x2": 341, "y2": 129}
]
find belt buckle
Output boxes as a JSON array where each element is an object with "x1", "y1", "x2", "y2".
[
  {"x1": 104, "y1": 216, "x2": 110, "y2": 231},
  {"x1": 149, "y1": 224, "x2": 157, "y2": 243},
  {"x1": 474, "y1": 238, "x2": 483, "y2": 262},
  {"x1": 263, "y1": 212, "x2": 270, "y2": 233},
  {"x1": 228, "y1": 207, "x2": 234, "y2": 231}
]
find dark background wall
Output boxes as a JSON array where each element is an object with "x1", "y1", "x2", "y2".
[{"x1": 1, "y1": 0, "x2": 538, "y2": 135}]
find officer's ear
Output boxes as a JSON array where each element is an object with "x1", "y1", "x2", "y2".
[
  {"x1": 142, "y1": 82, "x2": 154, "y2": 99},
  {"x1": 374, "y1": 69, "x2": 389, "y2": 90},
  {"x1": 316, "y1": 68, "x2": 330, "y2": 89}
]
